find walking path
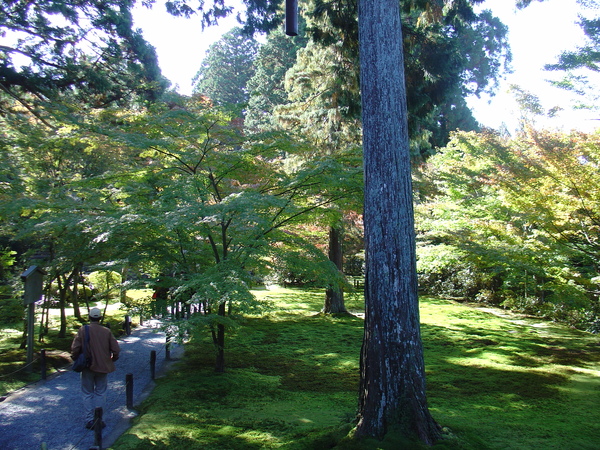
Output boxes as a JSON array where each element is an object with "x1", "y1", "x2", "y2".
[{"x1": 0, "y1": 320, "x2": 180, "y2": 450}]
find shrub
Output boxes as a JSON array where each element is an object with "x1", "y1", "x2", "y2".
[
  {"x1": 87, "y1": 270, "x2": 122, "y2": 298},
  {"x1": 0, "y1": 297, "x2": 23, "y2": 324}
]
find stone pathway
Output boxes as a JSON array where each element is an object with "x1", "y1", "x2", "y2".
[{"x1": 0, "y1": 320, "x2": 179, "y2": 449}]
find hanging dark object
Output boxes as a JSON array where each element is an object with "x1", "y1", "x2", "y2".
[{"x1": 285, "y1": 0, "x2": 298, "y2": 36}]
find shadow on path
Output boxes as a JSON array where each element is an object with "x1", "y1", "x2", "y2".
[{"x1": 0, "y1": 320, "x2": 180, "y2": 450}]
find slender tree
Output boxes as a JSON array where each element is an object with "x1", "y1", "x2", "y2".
[{"x1": 245, "y1": 26, "x2": 308, "y2": 132}]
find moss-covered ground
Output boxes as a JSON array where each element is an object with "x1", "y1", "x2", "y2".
[{"x1": 111, "y1": 289, "x2": 600, "y2": 449}]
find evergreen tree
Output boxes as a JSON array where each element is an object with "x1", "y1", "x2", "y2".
[
  {"x1": 0, "y1": 0, "x2": 166, "y2": 119},
  {"x1": 245, "y1": 27, "x2": 308, "y2": 132},
  {"x1": 192, "y1": 27, "x2": 259, "y2": 106},
  {"x1": 238, "y1": 0, "x2": 511, "y2": 156}
]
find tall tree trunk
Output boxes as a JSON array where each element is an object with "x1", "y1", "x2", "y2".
[
  {"x1": 356, "y1": 0, "x2": 440, "y2": 444},
  {"x1": 323, "y1": 226, "x2": 347, "y2": 314},
  {"x1": 44, "y1": 279, "x2": 52, "y2": 338},
  {"x1": 38, "y1": 280, "x2": 51, "y2": 342}
]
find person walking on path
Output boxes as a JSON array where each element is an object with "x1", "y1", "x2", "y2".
[
  {"x1": 0, "y1": 319, "x2": 173, "y2": 449},
  {"x1": 71, "y1": 307, "x2": 120, "y2": 429}
]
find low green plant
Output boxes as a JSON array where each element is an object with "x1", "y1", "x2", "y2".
[{"x1": 0, "y1": 297, "x2": 23, "y2": 324}]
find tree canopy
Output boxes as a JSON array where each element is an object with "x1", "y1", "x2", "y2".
[
  {"x1": 0, "y1": 0, "x2": 166, "y2": 117},
  {"x1": 545, "y1": 1, "x2": 600, "y2": 111},
  {"x1": 416, "y1": 128, "x2": 600, "y2": 331},
  {"x1": 192, "y1": 27, "x2": 259, "y2": 106}
]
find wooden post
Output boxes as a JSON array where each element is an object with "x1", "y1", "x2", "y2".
[
  {"x1": 124, "y1": 315, "x2": 131, "y2": 335},
  {"x1": 150, "y1": 350, "x2": 156, "y2": 380},
  {"x1": 26, "y1": 304, "x2": 34, "y2": 371},
  {"x1": 165, "y1": 332, "x2": 171, "y2": 361},
  {"x1": 40, "y1": 349, "x2": 46, "y2": 380},
  {"x1": 126, "y1": 373, "x2": 134, "y2": 410},
  {"x1": 21, "y1": 266, "x2": 46, "y2": 371},
  {"x1": 93, "y1": 407, "x2": 103, "y2": 449}
]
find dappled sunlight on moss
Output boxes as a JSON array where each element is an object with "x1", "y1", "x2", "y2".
[{"x1": 112, "y1": 292, "x2": 600, "y2": 449}]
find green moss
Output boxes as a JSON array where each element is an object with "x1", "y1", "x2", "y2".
[{"x1": 110, "y1": 291, "x2": 600, "y2": 449}]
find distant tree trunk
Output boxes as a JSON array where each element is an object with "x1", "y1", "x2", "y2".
[
  {"x1": 214, "y1": 302, "x2": 226, "y2": 373},
  {"x1": 38, "y1": 280, "x2": 52, "y2": 342},
  {"x1": 81, "y1": 278, "x2": 91, "y2": 312},
  {"x1": 356, "y1": 0, "x2": 440, "y2": 444},
  {"x1": 71, "y1": 266, "x2": 82, "y2": 321},
  {"x1": 120, "y1": 265, "x2": 128, "y2": 304},
  {"x1": 323, "y1": 226, "x2": 347, "y2": 314},
  {"x1": 101, "y1": 271, "x2": 111, "y2": 322},
  {"x1": 19, "y1": 311, "x2": 27, "y2": 349},
  {"x1": 57, "y1": 274, "x2": 68, "y2": 338},
  {"x1": 43, "y1": 279, "x2": 52, "y2": 338}
]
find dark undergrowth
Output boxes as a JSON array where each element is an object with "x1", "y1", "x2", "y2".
[{"x1": 111, "y1": 288, "x2": 600, "y2": 449}]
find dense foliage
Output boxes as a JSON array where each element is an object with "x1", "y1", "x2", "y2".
[
  {"x1": 0, "y1": 0, "x2": 166, "y2": 117},
  {"x1": 1, "y1": 1, "x2": 599, "y2": 447},
  {"x1": 241, "y1": 0, "x2": 511, "y2": 156},
  {"x1": 416, "y1": 128, "x2": 600, "y2": 332},
  {"x1": 192, "y1": 27, "x2": 259, "y2": 106}
]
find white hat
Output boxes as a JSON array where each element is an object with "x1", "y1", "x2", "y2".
[{"x1": 89, "y1": 307, "x2": 102, "y2": 319}]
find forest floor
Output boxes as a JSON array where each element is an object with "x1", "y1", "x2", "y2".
[
  {"x1": 0, "y1": 319, "x2": 179, "y2": 450},
  {"x1": 112, "y1": 288, "x2": 600, "y2": 449}
]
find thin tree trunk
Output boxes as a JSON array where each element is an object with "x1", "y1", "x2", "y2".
[
  {"x1": 57, "y1": 275, "x2": 68, "y2": 338},
  {"x1": 44, "y1": 279, "x2": 51, "y2": 338},
  {"x1": 101, "y1": 271, "x2": 110, "y2": 323},
  {"x1": 38, "y1": 280, "x2": 51, "y2": 342},
  {"x1": 323, "y1": 226, "x2": 347, "y2": 314},
  {"x1": 19, "y1": 312, "x2": 27, "y2": 349},
  {"x1": 38, "y1": 304, "x2": 45, "y2": 343},
  {"x1": 215, "y1": 302, "x2": 226, "y2": 373},
  {"x1": 356, "y1": 0, "x2": 440, "y2": 444},
  {"x1": 120, "y1": 265, "x2": 128, "y2": 304},
  {"x1": 71, "y1": 266, "x2": 82, "y2": 321},
  {"x1": 81, "y1": 278, "x2": 91, "y2": 313}
]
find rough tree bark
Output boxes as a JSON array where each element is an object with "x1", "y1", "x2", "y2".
[
  {"x1": 356, "y1": 0, "x2": 441, "y2": 444},
  {"x1": 323, "y1": 226, "x2": 347, "y2": 314}
]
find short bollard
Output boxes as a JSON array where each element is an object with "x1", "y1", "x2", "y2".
[
  {"x1": 93, "y1": 407, "x2": 103, "y2": 449},
  {"x1": 150, "y1": 350, "x2": 156, "y2": 380},
  {"x1": 165, "y1": 333, "x2": 171, "y2": 361},
  {"x1": 124, "y1": 315, "x2": 131, "y2": 336},
  {"x1": 40, "y1": 349, "x2": 47, "y2": 380},
  {"x1": 126, "y1": 373, "x2": 134, "y2": 410}
]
